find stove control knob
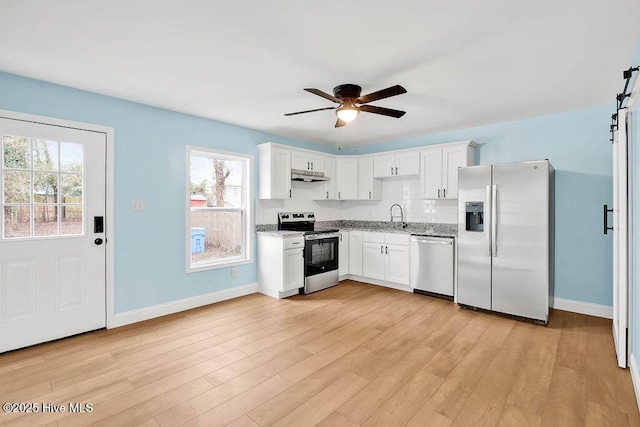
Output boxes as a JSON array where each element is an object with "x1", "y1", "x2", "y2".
[
  {"x1": 308, "y1": 214, "x2": 314, "y2": 218},
  {"x1": 282, "y1": 214, "x2": 289, "y2": 219}
]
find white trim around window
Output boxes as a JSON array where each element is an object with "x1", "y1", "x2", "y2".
[{"x1": 185, "y1": 145, "x2": 253, "y2": 273}]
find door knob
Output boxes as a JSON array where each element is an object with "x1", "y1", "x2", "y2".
[{"x1": 94, "y1": 238, "x2": 104, "y2": 245}]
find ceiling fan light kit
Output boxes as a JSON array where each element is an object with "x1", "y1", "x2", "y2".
[
  {"x1": 336, "y1": 103, "x2": 359, "y2": 122},
  {"x1": 285, "y1": 83, "x2": 407, "y2": 127}
]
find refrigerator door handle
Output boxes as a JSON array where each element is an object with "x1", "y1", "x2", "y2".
[
  {"x1": 485, "y1": 185, "x2": 492, "y2": 257},
  {"x1": 492, "y1": 184, "x2": 498, "y2": 257}
]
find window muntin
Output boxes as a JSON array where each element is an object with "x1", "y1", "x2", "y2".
[
  {"x1": 2, "y1": 134, "x2": 84, "y2": 239},
  {"x1": 187, "y1": 147, "x2": 252, "y2": 271}
]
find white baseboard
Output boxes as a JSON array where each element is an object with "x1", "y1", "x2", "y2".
[
  {"x1": 550, "y1": 297, "x2": 612, "y2": 319},
  {"x1": 108, "y1": 283, "x2": 258, "y2": 328},
  {"x1": 344, "y1": 275, "x2": 413, "y2": 293},
  {"x1": 629, "y1": 354, "x2": 640, "y2": 413}
]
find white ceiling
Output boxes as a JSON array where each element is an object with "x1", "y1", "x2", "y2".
[{"x1": 1, "y1": 1, "x2": 639, "y2": 148}]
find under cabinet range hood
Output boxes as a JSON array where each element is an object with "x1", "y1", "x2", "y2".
[{"x1": 291, "y1": 169, "x2": 330, "y2": 182}]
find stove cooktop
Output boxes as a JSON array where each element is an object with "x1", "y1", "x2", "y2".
[{"x1": 303, "y1": 228, "x2": 339, "y2": 235}]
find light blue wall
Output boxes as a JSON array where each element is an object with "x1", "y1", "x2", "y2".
[
  {"x1": 0, "y1": 71, "x2": 333, "y2": 313},
  {"x1": 343, "y1": 105, "x2": 614, "y2": 306}
]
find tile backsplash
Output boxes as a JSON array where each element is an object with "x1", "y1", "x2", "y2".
[{"x1": 257, "y1": 175, "x2": 458, "y2": 225}]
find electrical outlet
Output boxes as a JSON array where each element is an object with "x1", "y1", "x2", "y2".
[
  {"x1": 231, "y1": 267, "x2": 238, "y2": 278},
  {"x1": 131, "y1": 200, "x2": 145, "y2": 211}
]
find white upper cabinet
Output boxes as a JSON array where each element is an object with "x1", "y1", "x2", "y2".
[
  {"x1": 337, "y1": 157, "x2": 359, "y2": 200},
  {"x1": 257, "y1": 143, "x2": 291, "y2": 199},
  {"x1": 420, "y1": 140, "x2": 476, "y2": 200},
  {"x1": 358, "y1": 156, "x2": 381, "y2": 200},
  {"x1": 373, "y1": 150, "x2": 420, "y2": 178},
  {"x1": 322, "y1": 156, "x2": 336, "y2": 200},
  {"x1": 291, "y1": 150, "x2": 324, "y2": 173}
]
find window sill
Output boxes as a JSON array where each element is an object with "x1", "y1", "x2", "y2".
[{"x1": 187, "y1": 257, "x2": 253, "y2": 274}]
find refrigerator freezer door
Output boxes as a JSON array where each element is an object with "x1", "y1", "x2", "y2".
[
  {"x1": 491, "y1": 161, "x2": 549, "y2": 321},
  {"x1": 457, "y1": 165, "x2": 492, "y2": 310}
]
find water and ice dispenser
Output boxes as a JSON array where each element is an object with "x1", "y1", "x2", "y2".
[{"x1": 465, "y1": 202, "x2": 484, "y2": 232}]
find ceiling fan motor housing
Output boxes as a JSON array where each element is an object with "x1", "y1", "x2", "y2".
[{"x1": 333, "y1": 84, "x2": 362, "y2": 101}]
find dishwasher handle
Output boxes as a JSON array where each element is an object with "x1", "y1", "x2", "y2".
[{"x1": 410, "y1": 237, "x2": 453, "y2": 245}]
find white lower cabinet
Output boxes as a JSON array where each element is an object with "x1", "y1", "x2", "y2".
[
  {"x1": 362, "y1": 232, "x2": 410, "y2": 285},
  {"x1": 283, "y1": 245, "x2": 304, "y2": 291},
  {"x1": 385, "y1": 244, "x2": 410, "y2": 285},
  {"x1": 258, "y1": 233, "x2": 304, "y2": 298},
  {"x1": 362, "y1": 242, "x2": 386, "y2": 280},
  {"x1": 348, "y1": 231, "x2": 363, "y2": 275},
  {"x1": 339, "y1": 231, "x2": 349, "y2": 277}
]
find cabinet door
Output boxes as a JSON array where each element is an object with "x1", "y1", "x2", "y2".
[
  {"x1": 283, "y1": 249, "x2": 304, "y2": 291},
  {"x1": 307, "y1": 153, "x2": 325, "y2": 173},
  {"x1": 324, "y1": 156, "x2": 336, "y2": 199},
  {"x1": 348, "y1": 231, "x2": 362, "y2": 275},
  {"x1": 395, "y1": 151, "x2": 420, "y2": 176},
  {"x1": 373, "y1": 153, "x2": 395, "y2": 178},
  {"x1": 290, "y1": 151, "x2": 309, "y2": 171},
  {"x1": 272, "y1": 147, "x2": 292, "y2": 199},
  {"x1": 358, "y1": 156, "x2": 375, "y2": 199},
  {"x1": 386, "y1": 244, "x2": 410, "y2": 285},
  {"x1": 442, "y1": 147, "x2": 467, "y2": 199},
  {"x1": 420, "y1": 149, "x2": 442, "y2": 199},
  {"x1": 363, "y1": 242, "x2": 386, "y2": 280},
  {"x1": 339, "y1": 231, "x2": 349, "y2": 277},
  {"x1": 337, "y1": 158, "x2": 359, "y2": 200}
]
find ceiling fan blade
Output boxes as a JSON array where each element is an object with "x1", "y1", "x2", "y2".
[
  {"x1": 304, "y1": 88, "x2": 341, "y2": 103},
  {"x1": 284, "y1": 106, "x2": 336, "y2": 116},
  {"x1": 335, "y1": 117, "x2": 347, "y2": 128},
  {"x1": 357, "y1": 85, "x2": 407, "y2": 104},
  {"x1": 358, "y1": 104, "x2": 406, "y2": 118}
]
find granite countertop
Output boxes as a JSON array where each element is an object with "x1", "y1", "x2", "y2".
[
  {"x1": 256, "y1": 221, "x2": 457, "y2": 238},
  {"x1": 256, "y1": 230, "x2": 304, "y2": 237}
]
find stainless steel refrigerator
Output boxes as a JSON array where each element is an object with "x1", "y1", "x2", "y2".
[{"x1": 457, "y1": 160, "x2": 554, "y2": 323}]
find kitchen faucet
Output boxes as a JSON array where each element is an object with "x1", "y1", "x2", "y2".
[{"x1": 390, "y1": 204, "x2": 406, "y2": 228}]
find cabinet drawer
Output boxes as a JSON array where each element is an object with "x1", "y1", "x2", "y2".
[
  {"x1": 362, "y1": 232, "x2": 385, "y2": 243},
  {"x1": 385, "y1": 233, "x2": 410, "y2": 246},
  {"x1": 284, "y1": 236, "x2": 304, "y2": 249}
]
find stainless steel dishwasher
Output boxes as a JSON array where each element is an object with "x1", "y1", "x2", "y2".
[{"x1": 410, "y1": 235, "x2": 454, "y2": 299}]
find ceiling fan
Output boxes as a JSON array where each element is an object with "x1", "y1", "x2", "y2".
[{"x1": 284, "y1": 84, "x2": 407, "y2": 128}]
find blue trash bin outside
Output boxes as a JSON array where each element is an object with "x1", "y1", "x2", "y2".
[{"x1": 191, "y1": 227, "x2": 205, "y2": 254}]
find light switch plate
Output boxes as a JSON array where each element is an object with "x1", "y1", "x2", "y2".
[
  {"x1": 231, "y1": 267, "x2": 238, "y2": 278},
  {"x1": 132, "y1": 200, "x2": 145, "y2": 211}
]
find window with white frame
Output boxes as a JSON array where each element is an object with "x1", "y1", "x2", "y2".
[{"x1": 187, "y1": 146, "x2": 252, "y2": 271}]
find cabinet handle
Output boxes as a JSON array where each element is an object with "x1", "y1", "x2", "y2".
[
  {"x1": 289, "y1": 189, "x2": 291, "y2": 198},
  {"x1": 380, "y1": 245, "x2": 383, "y2": 254},
  {"x1": 395, "y1": 167, "x2": 398, "y2": 175},
  {"x1": 369, "y1": 191, "x2": 371, "y2": 199},
  {"x1": 326, "y1": 191, "x2": 329, "y2": 199},
  {"x1": 311, "y1": 162, "x2": 314, "y2": 170},
  {"x1": 338, "y1": 191, "x2": 341, "y2": 199},
  {"x1": 391, "y1": 166, "x2": 394, "y2": 175},
  {"x1": 438, "y1": 189, "x2": 440, "y2": 198},
  {"x1": 307, "y1": 161, "x2": 310, "y2": 170},
  {"x1": 443, "y1": 188, "x2": 446, "y2": 198},
  {"x1": 385, "y1": 246, "x2": 388, "y2": 254}
]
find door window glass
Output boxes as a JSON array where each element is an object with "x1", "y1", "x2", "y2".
[{"x1": 2, "y1": 135, "x2": 84, "y2": 239}]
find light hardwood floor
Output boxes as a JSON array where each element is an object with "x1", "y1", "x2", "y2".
[{"x1": 0, "y1": 280, "x2": 638, "y2": 426}]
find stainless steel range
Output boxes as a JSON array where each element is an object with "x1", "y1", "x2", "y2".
[{"x1": 278, "y1": 212, "x2": 340, "y2": 294}]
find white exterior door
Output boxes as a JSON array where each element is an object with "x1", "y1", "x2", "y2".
[
  {"x1": 612, "y1": 108, "x2": 629, "y2": 368},
  {"x1": 0, "y1": 117, "x2": 106, "y2": 353}
]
